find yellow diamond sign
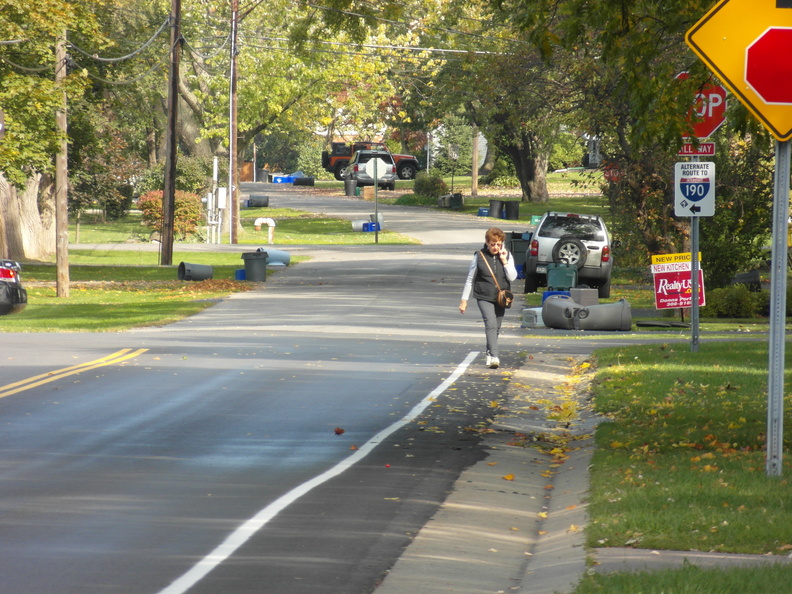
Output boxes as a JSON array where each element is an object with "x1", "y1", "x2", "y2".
[{"x1": 686, "y1": 0, "x2": 792, "y2": 141}]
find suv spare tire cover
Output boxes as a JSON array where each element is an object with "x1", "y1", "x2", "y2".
[{"x1": 552, "y1": 236, "x2": 587, "y2": 269}]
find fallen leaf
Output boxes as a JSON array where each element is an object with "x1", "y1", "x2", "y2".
[
  {"x1": 349, "y1": 445, "x2": 358, "y2": 450},
  {"x1": 503, "y1": 473, "x2": 515, "y2": 481},
  {"x1": 568, "y1": 524, "x2": 580, "y2": 533},
  {"x1": 537, "y1": 512, "x2": 548, "y2": 519},
  {"x1": 334, "y1": 427, "x2": 345, "y2": 435}
]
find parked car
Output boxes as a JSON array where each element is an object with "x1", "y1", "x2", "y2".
[
  {"x1": 342, "y1": 150, "x2": 397, "y2": 191},
  {"x1": 524, "y1": 212, "x2": 614, "y2": 298},
  {"x1": 0, "y1": 260, "x2": 27, "y2": 315}
]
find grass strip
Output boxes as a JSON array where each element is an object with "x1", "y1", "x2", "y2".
[
  {"x1": 587, "y1": 342, "x2": 792, "y2": 556},
  {"x1": 0, "y1": 279, "x2": 253, "y2": 332}
]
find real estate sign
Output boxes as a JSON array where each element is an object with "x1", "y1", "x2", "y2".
[{"x1": 651, "y1": 253, "x2": 706, "y2": 310}]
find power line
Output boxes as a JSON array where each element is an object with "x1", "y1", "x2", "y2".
[{"x1": 68, "y1": 17, "x2": 170, "y2": 63}]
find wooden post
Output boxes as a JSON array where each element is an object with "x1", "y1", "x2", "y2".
[
  {"x1": 55, "y1": 33, "x2": 69, "y2": 298},
  {"x1": 160, "y1": 0, "x2": 182, "y2": 265}
]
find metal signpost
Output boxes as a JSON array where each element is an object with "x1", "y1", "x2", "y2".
[
  {"x1": 686, "y1": 0, "x2": 792, "y2": 476},
  {"x1": 365, "y1": 157, "x2": 388, "y2": 244},
  {"x1": 674, "y1": 162, "x2": 716, "y2": 351}
]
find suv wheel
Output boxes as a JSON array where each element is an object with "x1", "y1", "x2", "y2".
[
  {"x1": 334, "y1": 162, "x2": 348, "y2": 180},
  {"x1": 552, "y1": 236, "x2": 587, "y2": 269},
  {"x1": 397, "y1": 162, "x2": 417, "y2": 180}
]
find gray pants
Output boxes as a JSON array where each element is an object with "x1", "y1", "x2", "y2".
[{"x1": 477, "y1": 299, "x2": 505, "y2": 358}]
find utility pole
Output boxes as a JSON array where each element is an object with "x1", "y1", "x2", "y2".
[
  {"x1": 228, "y1": 0, "x2": 240, "y2": 244},
  {"x1": 55, "y1": 32, "x2": 69, "y2": 298},
  {"x1": 160, "y1": 0, "x2": 182, "y2": 265}
]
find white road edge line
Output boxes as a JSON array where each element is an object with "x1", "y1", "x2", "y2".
[{"x1": 158, "y1": 351, "x2": 479, "y2": 594}]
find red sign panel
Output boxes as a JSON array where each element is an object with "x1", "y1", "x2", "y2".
[
  {"x1": 745, "y1": 27, "x2": 792, "y2": 104},
  {"x1": 676, "y1": 72, "x2": 728, "y2": 139},
  {"x1": 653, "y1": 269, "x2": 706, "y2": 309},
  {"x1": 678, "y1": 141, "x2": 716, "y2": 156}
]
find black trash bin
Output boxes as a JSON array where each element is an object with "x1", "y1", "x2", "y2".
[
  {"x1": 248, "y1": 194, "x2": 269, "y2": 207},
  {"x1": 344, "y1": 179, "x2": 357, "y2": 196},
  {"x1": 504, "y1": 201, "x2": 520, "y2": 220},
  {"x1": 178, "y1": 262, "x2": 213, "y2": 281},
  {"x1": 488, "y1": 199, "x2": 504, "y2": 219},
  {"x1": 242, "y1": 252, "x2": 268, "y2": 282}
]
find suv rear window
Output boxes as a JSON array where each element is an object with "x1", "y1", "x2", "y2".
[
  {"x1": 538, "y1": 217, "x2": 605, "y2": 242},
  {"x1": 355, "y1": 152, "x2": 394, "y2": 165}
]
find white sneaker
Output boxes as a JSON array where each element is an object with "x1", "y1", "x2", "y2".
[
  {"x1": 489, "y1": 357, "x2": 500, "y2": 369},
  {"x1": 485, "y1": 354, "x2": 492, "y2": 367}
]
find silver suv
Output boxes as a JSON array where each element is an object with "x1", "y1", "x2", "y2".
[
  {"x1": 524, "y1": 212, "x2": 614, "y2": 298},
  {"x1": 342, "y1": 150, "x2": 397, "y2": 191}
]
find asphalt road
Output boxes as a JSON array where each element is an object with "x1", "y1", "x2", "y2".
[{"x1": 0, "y1": 192, "x2": 534, "y2": 593}]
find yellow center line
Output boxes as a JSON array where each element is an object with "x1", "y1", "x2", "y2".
[{"x1": 0, "y1": 348, "x2": 149, "y2": 399}]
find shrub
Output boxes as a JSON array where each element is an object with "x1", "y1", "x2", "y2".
[
  {"x1": 138, "y1": 190, "x2": 203, "y2": 239},
  {"x1": 134, "y1": 156, "x2": 215, "y2": 197},
  {"x1": 705, "y1": 284, "x2": 764, "y2": 318},
  {"x1": 413, "y1": 172, "x2": 448, "y2": 199}
]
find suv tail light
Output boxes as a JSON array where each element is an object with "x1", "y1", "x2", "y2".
[
  {"x1": 601, "y1": 245, "x2": 610, "y2": 262},
  {"x1": 0, "y1": 268, "x2": 17, "y2": 281},
  {"x1": 354, "y1": 164, "x2": 360, "y2": 172},
  {"x1": 529, "y1": 239, "x2": 538, "y2": 257}
]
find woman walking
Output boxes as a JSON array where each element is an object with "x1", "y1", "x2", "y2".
[{"x1": 459, "y1": 227, "x2": 517, "y2": 369}]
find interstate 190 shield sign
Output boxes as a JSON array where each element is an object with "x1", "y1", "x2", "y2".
[{"x1": 674, "y1": 161, "x2": 715, "y2": 217}]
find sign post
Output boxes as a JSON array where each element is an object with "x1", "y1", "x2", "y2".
[
  {"x1": 675, "y1": 161, "x2": 715, "y2": 351},
  {"x1": 686, "y1": 0, "x2": 792, "y2": 476},
  {"x1": 365, "y1": 158, "x2": 389, "y2": 244}
]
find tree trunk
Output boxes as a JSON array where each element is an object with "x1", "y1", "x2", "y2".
[
  {"x1": 494, "y1": 130, "x2": 550, "y2": 203},
  {"x1": 0, "y1": 172, "x2": 56, "y2": 260},
  {"x1": 479, "y1": 143, "x2": 496, "y2": 176}
]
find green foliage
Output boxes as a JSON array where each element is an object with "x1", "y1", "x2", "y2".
[
  {"x1": 294, "y1": 137, "x2": 330, "y2": 179},
  {"x1": 548, "y1": 131, "x2": 584, "y2": 171},
  {"x1": 393, "y1": 193, "x2": 438, "y2": 207},
  {"x1": 413, "y1": 171, "x2": 448, "y2": 199},
  {"x1": 137, "y1": 190, "x2": 203, "y2": 239},
  {"x1": 700, "y1": 136, "x2": 774, "y2": 288},
  {"x1": 705, "y1": 284, "x2": 763, "y2": 318},
  {"x1": 134, "y1": 156, "x2": 215, "y2": 198},
  {"x1": 481, "y1": 156, "x2": 519, "y2": 187},
  {"x1": 431, "y1": 113, "x2": 474, "y2": 176}
]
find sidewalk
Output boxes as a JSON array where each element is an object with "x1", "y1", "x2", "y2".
[{"x1": 374, "y1": 352, "x2": 596, "y2": 594}]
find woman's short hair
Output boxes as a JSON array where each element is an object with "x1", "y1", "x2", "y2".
[{"x1": 485, "y1": 227, "x2": 505, "y2": 244}]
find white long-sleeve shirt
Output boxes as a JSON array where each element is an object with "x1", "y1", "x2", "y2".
[{"x1": 461, "y1": 250, "x2": 517, "y2": 301}]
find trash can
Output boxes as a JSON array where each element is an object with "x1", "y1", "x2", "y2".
[
  {"x1": 546, "y1": 262, "x2": 578, "y2": 291},
  {"x1": 344, "y1": 179, "x2": 357, "y2": 196},
  {"x1": 248, "y1": 194, "x2": 269, "y2": 207},
  {"x1": 504, "y1": 201, "x2": 520, "y2": 220},
  {"x1": 241, "y1": 251, "x2": 268, "y2": 281},
  {"x1": 488, "y1": 199, "x2": 504, "y2": 219},
  {"x1": 450, "y1": 193, "x2": 463, "y2": 210},
  {"x1": 178, "y1": 262, "x2": 213, "y2": 281}
]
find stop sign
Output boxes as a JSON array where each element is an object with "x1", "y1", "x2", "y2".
[
  {"x1": 746, "y1": 27, "x2": 792, "y2": 105},
  {"x1": 676, "y1": 72, "x2": 728, "y2": 138}
]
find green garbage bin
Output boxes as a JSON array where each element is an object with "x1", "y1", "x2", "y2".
[
  {"x1": 242, "y1": 251, "x2": 268, "y2": 281},
  {"x1": 546, "y1": 262, "x2": 577, "y2": 291}
]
